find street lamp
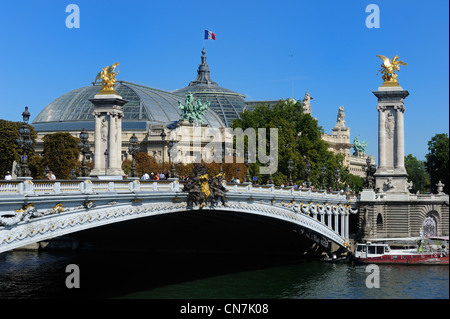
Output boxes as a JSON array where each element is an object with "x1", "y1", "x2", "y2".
[
  {"x1": 304, "y1": 157, "x2": 311, "y2": 188},
  {"x1": 287, "y1": 158, "x2": 294, "y2": 186},
  {"x1": 104, "y1": 149, "x2": 108, "y2": 175},
  {"x1": 128, "y1": 133, "x2": 139, "y2": 178},
  {"x1": 321, "y1": 165, "x2": 327, "y2": 190},
  {"x1": 334, "y1": 168, "x2": 340, "y2": 191},
  {"x1": 237, "y1": 167, "x2": 241, "y2": 183},
  {"x1": 244, "y1": 151, "x2": 251, "y2": 183},
  {"x1": 16, "y1": 106, "x2": 32, "y2": 177},
  {"x1": 160, "y1": 129, "x2": 167, "y2": 177},
  {"x1": 168, "y1": 140, "x2": 177, "y2": 178},
  {"x1": 78, "y1": 128, "x2": 91, "y2": 177}
]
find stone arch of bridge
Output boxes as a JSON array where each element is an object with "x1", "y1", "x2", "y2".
[{"x1": 0, "y1": 201, "x2": 349, "y2": 254}]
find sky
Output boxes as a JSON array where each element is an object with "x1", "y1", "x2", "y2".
[{"x1": 0, "y1": 0, "x2": 448, "y2": 161}]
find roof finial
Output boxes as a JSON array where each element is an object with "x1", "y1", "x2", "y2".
[{"x1": 188, "y1": 48, "x2": 217, "y2": 86}]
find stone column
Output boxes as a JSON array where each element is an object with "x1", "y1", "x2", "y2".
[
  {"x1": 93, "y1": 112, "x2": 102, "y2": 173},
  {"x1": 108, "y1": 112, "x2": 117, "y2": 171},
  {"x1": 334, "y1": 210, "x2": 339, "y2": 233},
  {"x1": 377, "y1": 106, "x2": 387, "y2": 169},
  {"x1": 89, "y1": 94, "x2": 128, "y2": 179},
  {"x1": 395, "y1": 105, "x2": 406, "y2": 173},
  {"x1": 373, "y1": 86, "x2": 409, "y2": 194}
]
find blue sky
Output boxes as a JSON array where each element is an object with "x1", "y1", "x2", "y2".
[{"x1": 0, "y1": 0, "x2": 448, "y2": 161}]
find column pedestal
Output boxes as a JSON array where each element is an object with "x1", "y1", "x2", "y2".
[
  {"x1": 89, "y1": 94, "x2": 128, "y2": 179},
  {"x1": 373, "y1": 86, "x2": 409, "y2": 194}
]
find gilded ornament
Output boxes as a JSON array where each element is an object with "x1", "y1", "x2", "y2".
[
  {"x1": 94, "y1": 62, "x2": 120, "y2": 94},
  {"x1": 376, "y1": 55, "x2": 407, "y2": 86}
]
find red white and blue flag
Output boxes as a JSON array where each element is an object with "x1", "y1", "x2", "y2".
[{"x1": 204, "y1": 30, "x2": 216, "y2": 40}]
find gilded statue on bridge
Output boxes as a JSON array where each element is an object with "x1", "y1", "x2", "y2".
[
  {"x1": 94, "y1": 62, "x2": 120, "y2": 94},
  {"x1": 376, "y1": 55, "x2": 407, "y2": 86},
  {"x1": 183, "y1": 164, "x2": 228, "y2": 208}
]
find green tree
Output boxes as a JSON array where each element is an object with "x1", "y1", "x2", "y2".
[
  {"x1": 231, "y1": 99, "x2": 348, "y2": 189},
  {"x1": 40, "y1": 133, "x2": 80, "y2": 179},
  {"x1": 425, "y1": 133, "x2": 449, "y2": 194},
  {"x1": 404, "y1": 154, "x2": 429, "y2": 194},
  {"x1": 0, "y1": 119, "x2": 36, "y2": 178}
]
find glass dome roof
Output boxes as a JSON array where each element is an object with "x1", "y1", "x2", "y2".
[
  {"x1": 172, "y1": 48, "x2": 246, "y2": 127},
  {"x1": 32, "y1": 81, "x2": 225, "y2": 132}
]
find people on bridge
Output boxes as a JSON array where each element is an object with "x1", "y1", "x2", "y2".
[
  {"x1": 4, "y1": 171, "x2": 12, "y2": 180},
  {"x1": 46, "y1": 171, "x2": 56, "y2": 180},
  {"x1": 141, "y1": 172, "x2": 150, "y2": 180}
]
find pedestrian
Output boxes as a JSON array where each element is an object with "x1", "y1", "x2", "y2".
[
  {"x1": 141, "y1": 172, "x2": 150, "y2": 180},
  {"x1": 4, "y1": 171, "x2": 12, "y2": 180},
  {"x1": 47, "y1": 171, "x2": 56, "y2": 180}
]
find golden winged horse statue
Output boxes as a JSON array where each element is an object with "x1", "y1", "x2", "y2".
[
  {"x1": 376, "y1": 55, "x2": 407, "y2": 86},
  {"x1": 94, "y1": 62, "x2": 120, "y2": 94}
]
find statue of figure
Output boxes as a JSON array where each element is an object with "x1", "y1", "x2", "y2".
[
  {"x1": 336, "y1": 105, "x2": 346, "y2": 127},
  {"x1": 302, "y1": 92, "x2": 313, "y2": 114},
  {"x1": 94, "y1": 62, "x2": 120, "y2": 94},
  {"x1": 210, "y1": 173, "x2": 228, "y2": 206},
  {"x1": 178, "y1": 92, "x2": 210, "y2": 124},
  {"x1": 183, "y1": 164, "x2": 228, "y2": 208},
  {"x1": 383, "y1": 178, "x2": 395, "y2": 191},
  {"x1": 353, "y1": 135, "x2": 368, "y2": 156},
  {"x1": 385, "y1": 111, "x2": 395, "y2": 139},
  {"x1": 376, "y1": 55, "x2": 407, "y2": 86}
]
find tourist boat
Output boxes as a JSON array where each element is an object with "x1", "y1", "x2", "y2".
[{"x1": 354, "y1": 236, "x2": 449, "y2": 265}]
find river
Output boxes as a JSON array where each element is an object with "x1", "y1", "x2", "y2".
[{"x1": 0, "y1": 250, "x2": 448, "y2": 299}]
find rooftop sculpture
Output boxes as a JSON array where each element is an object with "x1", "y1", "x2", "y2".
[{"x1": 178, "y1": 92, "x2": 210, "y2": 124}]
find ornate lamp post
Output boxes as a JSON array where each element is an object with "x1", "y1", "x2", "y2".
[
  {"x1": 362, "y1": 156, "x2": 376, "y2": 189},
  {"x1": 77, "y1": 128, "x2": 91, "y2": 177},
  {"x1": 168, "y1": 140, "x2": 177, "y2": 178},
  {"x1": 244, "y1": 151, "x2": 251, "y2": 183},
  {"x1": 304, "y1": 157, "x2": 311, "y2": 188},
  {"x1": 345, "y1": 167, "x2": 350, "y2": 193},
  {"x1": 237, "y1": 167, "x2": 241, "y2": 183},
  {"x1": 321, "y1": 165, "x2": 327, "y2": 190},
  {"x1": 287, "y1": 158, "x2": 294, "y2": 186},
  {"x1": 334, "y1": 168, "x2": 340, "y2": 191},
  {"x1": 128, "y1": 133, "x2": 139, "y2": 178},
  {"x1": 16, "y1": 107, "x2": 32, "y2": 178},
  {"x1": 160, "y1": 130, "x2": 167, "y2": 177}
]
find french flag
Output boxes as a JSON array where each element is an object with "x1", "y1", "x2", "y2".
[{"x1": 204, "y1": 30, "x2": 216, "y2": 40}]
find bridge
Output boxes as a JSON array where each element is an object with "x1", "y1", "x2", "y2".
[{"x1": 0, "y1": 179, "x2": 357, "y2": 254}]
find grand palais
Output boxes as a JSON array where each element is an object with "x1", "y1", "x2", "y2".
[{"x1": 31, "y1": 48, "x2": 372, "y2": 178}]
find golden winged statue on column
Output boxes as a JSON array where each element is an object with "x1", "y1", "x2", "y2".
[
  {"x1": 94, "y1": 62, "x2": 119, "y2": 94},
  {"x1": 376, "y1": 55, "x2": 407, "y2": 86}
]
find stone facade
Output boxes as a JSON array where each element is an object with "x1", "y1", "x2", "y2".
[
  {"x1": 357, "y1": 191, "x2": 449, "y2": 239},
  {"x1": 322, "y1": 106, "x2": 375, "y2": 178}
]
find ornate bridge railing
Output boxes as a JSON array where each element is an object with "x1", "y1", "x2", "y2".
[{"x1": 0, "y1": 179, "x2": 357, "y2": 254}]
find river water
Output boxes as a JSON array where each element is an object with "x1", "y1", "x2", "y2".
[{"x1": 0, "y1": 250, "x2": 448, "y2": 299}]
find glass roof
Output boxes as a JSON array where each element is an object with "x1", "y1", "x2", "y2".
[{"x1": 32, "y1": 81, "x2": 225, "y2": 130}]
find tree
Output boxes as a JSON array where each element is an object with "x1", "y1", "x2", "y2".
[
  {"x1": 0, "y1": 119, "x2": 36, "y2": 178},
  {"x1": 40, "y1": 133, "x2": 80, "y2": 179},
  {"x1": 231, "y1": 99, "x2": 348, "y2": 188},
  {"x1": 404, "y1": 154, "x2": 429, "y2": 194},
  {"x1": 425, "y1": 133, "x2": 449, "y2": 194}
]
